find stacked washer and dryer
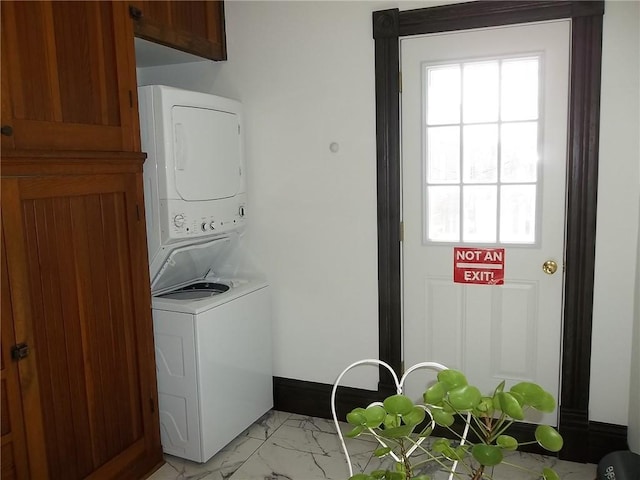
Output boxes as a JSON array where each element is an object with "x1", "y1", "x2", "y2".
[{"x1": 139, "y1": 85, "x2": 273, "y2": 463}]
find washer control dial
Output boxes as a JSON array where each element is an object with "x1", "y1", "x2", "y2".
[{"x1": 174, "y1": 214, "x2": 185, "y2": 228}]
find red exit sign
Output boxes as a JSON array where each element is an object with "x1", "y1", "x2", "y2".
[{"x1": 454, "y1": 247, "x2": 505, "y2": 285}]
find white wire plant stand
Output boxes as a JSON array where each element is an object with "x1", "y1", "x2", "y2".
[{"x1": 331, "y1": 359, "x2": 471, "y2": 480}]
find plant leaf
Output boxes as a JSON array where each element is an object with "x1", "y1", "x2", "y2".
[
  {"x1": 432, "y1": 438, "x2": 452, "y2": 453},
  {"x1": 418, "y1": 424, "x2": 433, "y2": 437},
  {"x1": 386, "y1": 472, "x2": 406, "y2": 480},
  {"x1": 437, "y1": 369, "x2": 468, "y2": 389},
  {"x1": 510, "y1": 381, "x2": 545, "y2": 407},
  {"x1": 473, "y1": 396, "x2": 494, "y2": 417},
  {"x1": 364, "y1": 405, "x2": 387, "y2": 428},
  {"x1": 374, "y1": 447, "x2": 392, "y2": 457},
  {"x1": 542, "y1": 467, "x2": 561, "y2": 480},
  {"x1": 509, "y1": 390, "x2": 525, "y2": 406},
  {"x1": 441, "y1": 445, "x2": 464, "y2": 461},
  {"x1": 423, "y1": 381, "x2": 447, "y2": 405},
  {"x1": 535, "y1": 425, "x2": 563, "y2": 452},
  {"x1": 384, "y1": 394, "x2": 414, "y2": 416},
  {"x1": 454, "y1": 445, "x2": 470, "y2": 459},
  {"x1": 496, "y1": 434, "x2": 518, "y2": 451},
  {"x1": 379, "y1": 424, "x2": 414, "y2": 439},
  {"x1": 384, "y1": 413, "x2": 400, "y2": 429},
  {"x1": 495, "y1": 392, "x2": 525, "y2": 420},
  {"x1": 447, "y1": 385, "x2": 482, "y2": 411},
  {"x1": 403, "y1": 406, "x2": 426, "y2": 427},
  {"x1": 345, "y1": 425, "x2": 365, "y2": 438},
  {"x1": 471, "y1": 444, "x2": 504, "y2": 466},
  {"x1": 532, "y1": 391, "x2": 557, "y2": 413},
  {"x1": 431, "y1": 408, "x2": 454, "y2": 427},
  {"x1": 347, "y1": 408, "x2": 367, "y2": 425},
  {"x1": 349, "y1": 474, "x2": 373, "y2": 480}
]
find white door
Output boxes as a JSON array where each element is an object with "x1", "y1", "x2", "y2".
[{"x1": 401, "y1": 21, "x2": 570, "y2": 425}]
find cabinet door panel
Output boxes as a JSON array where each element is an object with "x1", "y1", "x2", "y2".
[
  {"x1": 1, "y1": 229, "x2": 31, "y2": 480},
  {"x1": 0, "y1": 1, "x2": 139, "y2": 152},
  {"x1": 131, "y1": 1, "x2": 226, "y2": 60},
  {"x1": 1, "y1": 170, "x2": 161, "y2": 479}
]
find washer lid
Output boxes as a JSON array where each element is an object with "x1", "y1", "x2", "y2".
[{"x1": 150, "y1": 236, "x2": 233, "y2": 295}]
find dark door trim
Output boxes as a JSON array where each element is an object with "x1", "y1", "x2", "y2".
[{"x1": 373, "y1": 1, "x2": 604, "y2": 461}]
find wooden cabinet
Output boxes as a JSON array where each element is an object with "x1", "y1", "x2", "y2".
[
  {"x1": 129, "y1": 1, "x2": 226, "y2": 61},
  {"x1": 0, "y1": 2, "x2": 140, "y2": 152},
  {"x1": 1, "y1": 156, "x2": 163, "y2": 480},
  {"x1": 0, "y1": 0, "x2": 225, "y2": 476},
  {"x1": 1, "y1": 232, "x2": 32, "y2": 480}
]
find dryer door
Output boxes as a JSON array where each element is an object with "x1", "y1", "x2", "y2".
[{"x1": 172, "y1": 105, "x2": 242, "y2": 201}]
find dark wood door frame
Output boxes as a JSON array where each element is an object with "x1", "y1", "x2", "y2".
[{"x1": 373, "y1": 1, "x2": 604, "y2": 461}]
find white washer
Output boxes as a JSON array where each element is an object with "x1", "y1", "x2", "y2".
[
  {"x1": 150, "y1": 235, "x2": 273, "y2": 463},
  {"x1": 138, "y1": 86, "x2": 273, "y2": 463}
]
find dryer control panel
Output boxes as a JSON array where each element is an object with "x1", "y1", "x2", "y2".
[{"x1": 161, "y1": 196, "x2": 247, "y2": 241}]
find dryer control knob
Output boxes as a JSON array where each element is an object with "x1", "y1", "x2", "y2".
[
  {"x1": 201, "y1": 222, "x2": 208, "y2": 231},
  {"x1": 174, "y1": 214, "x2": 185, "y2": 228},
  {"x1": 209, "y1": 221, "x2": 216, "y2": 230}
]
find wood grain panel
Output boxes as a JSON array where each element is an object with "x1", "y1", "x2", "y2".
[
  {"x1": 0, "y1": 1, "x2": 139, "y2": 151},
  {"x1": 51, "y1": 2, "x2": 120, "y2": 126},
  {"x1": 1, "y1": 443, "x2": 16, "y2": 480},
  {"x1": 1, "y1": 1, "x2": 57, "y2": 122},
  {"x1": 131, "y1": 0, "x2": 226, "y2": 60},
  {"x1": 19, "y1": 180, "x2": 145, "y2": 476},
  {"x1": 1, "y1": 228, "x2": 30, "y2": 480},
  {"x1": 170, "y1": 3, "x2": 209, "y2": 38},
  {"x1": 2, "y1": 166, "x2": 162, "y2": 479},
  {"x1": 1, "y1": 19, "x2": 15, "y2": 151}
]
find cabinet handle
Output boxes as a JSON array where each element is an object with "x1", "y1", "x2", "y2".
[
  {"x1": 1, "y1": 125, "x2": 13, "y2": 136},
  {"x1": 129, "y1": 5, "x2": 143, "y2": 20}
]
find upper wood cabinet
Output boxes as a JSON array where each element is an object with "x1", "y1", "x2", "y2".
[
  {"x1": 129, "y1": 1, "x2": 226, "y2": 61},
  {"x1": 0, "y1": 1, "x2": 140, "y2": 152}
]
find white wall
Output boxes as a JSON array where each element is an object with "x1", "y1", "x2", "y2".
[
  {"x1": 137, "y1": 1, "x2": 640, "y2": 421},
  {"x1": 630, "y1": 200, "x2": 640, "y2": 453},
  {"x1": 624, "y1": 0, "x2": 640, "y2": 452},
  {"x1": 590, "y1": 0, "x2": 640, "y2": 426}
]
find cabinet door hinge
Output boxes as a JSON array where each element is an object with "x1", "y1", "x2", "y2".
[
  {"x1": 399, "y1": 71, "x2": 402, "y2": 93},
  {"x1": 11, "y1": 343, "x2": 29, "y2": 361},
  {"x1": 399, "y1": 221, "x2": 404, "y2": 242}
]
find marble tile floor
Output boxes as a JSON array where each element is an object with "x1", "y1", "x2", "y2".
[{"x1": 147, "y1": 410, "x2": 597, "y2": 480}]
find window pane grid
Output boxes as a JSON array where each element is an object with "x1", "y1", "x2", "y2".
[{"x1": 424, "y1": 56, "x2": 540, "y2": 245}]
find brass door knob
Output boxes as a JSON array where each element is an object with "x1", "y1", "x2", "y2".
[{"x1": 542, "y1": 260, "x2": 558, "y2": 275}]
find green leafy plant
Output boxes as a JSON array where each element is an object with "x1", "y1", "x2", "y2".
[{"x1": 343, "y1": 369, "x2": 562, "y2": 480}]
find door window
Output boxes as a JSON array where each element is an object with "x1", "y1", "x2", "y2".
[{"x1": 424, "y1": 56, "x2": 541, "y2": 245}]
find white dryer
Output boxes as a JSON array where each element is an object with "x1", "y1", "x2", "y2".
[{"x1": 138, "y1": 85, "x2": 273, "y2": 463}]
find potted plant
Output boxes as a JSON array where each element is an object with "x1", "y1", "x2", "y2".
[{"x1": 337, "y1": 363, "x2": 563, "y2": 480}]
